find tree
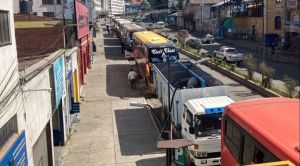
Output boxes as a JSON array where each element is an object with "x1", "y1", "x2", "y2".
[
  {"x1": 259, "y1": 62, "x2": 275, "y2": 88},
  {"x1": 283, "y1": 74, "x2": 299, "y2": 98},
  {"x1": 243, "y1": 53, "x2": 257, "y2": 80},
  {"x1": 182, "y1": 4, "x2": 197, "y2": 30}
]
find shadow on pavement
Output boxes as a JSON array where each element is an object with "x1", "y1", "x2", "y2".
[
  {"x1": 136, "y1": 156, "x2": 166, "y2": 166},
  {"x1": 114, "y1": 108, "x2": 164, "y2": 156}
]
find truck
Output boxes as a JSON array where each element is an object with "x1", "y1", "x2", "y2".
[
  {"x1": 152, "y1": 60, "x2": 234, "y2": 165},
  {"x1": 213, "y1": 46, "x2": 243, "y2": 66}
]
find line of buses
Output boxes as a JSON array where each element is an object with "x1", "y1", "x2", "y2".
[{"x1": 108, "y1": 17, "x2": 299, "y2": 166}]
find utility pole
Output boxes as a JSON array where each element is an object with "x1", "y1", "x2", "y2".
[{"x1": 262, "y1": 0, "x2": 266, "y2": 63}]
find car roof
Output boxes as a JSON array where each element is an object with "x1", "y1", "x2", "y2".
[{"x1": 220, "y1": 46, "x2": 235, "y2": 49}]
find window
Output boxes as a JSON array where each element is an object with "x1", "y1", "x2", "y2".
[
  {"x1": 224, "y1": 119, "x2": 241, "y2": 161},
  {"x1": 275, "y1": 0, "x2": 281, "y2": 4},
  {"x1": 0, "y1": 115, "x2": 18, "y2": 150},
  {"x1": 185, "y1": 110, "x2": 193, "y2": 126},
  {"x1": 224, "y1": 116, "x2": 279, "y2": 164},
  {"x1": 0, "y1": 11, "x2": 11, "y2": 46},
  {"x1": 275, "y1": 16, "x2": 281, "y2": 30},
  {"x1": 43, "y1": 12, "x2": 54, "y2": 17},
  {"x1": 57, "y1": 0, "x2": 61, "y2": 4},
  {"x1": 42, "y1": 0, "x2": 54, "y2": 4}
]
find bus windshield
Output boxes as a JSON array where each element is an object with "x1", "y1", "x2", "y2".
[{"x1": 194, "y1": 113, "x2": 222, "y2": 137}]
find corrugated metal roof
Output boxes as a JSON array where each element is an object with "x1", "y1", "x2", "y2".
[{"x1": 15, "y1": 21, "x2": 62, "y2": 28}]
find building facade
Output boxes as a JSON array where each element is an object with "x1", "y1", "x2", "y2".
[
  {"x1": 0, "y1": 0, "x2": 27, "y2": 165},
  {"x1": 14, "y1": 0, "x2": 64, "y2": 18}
]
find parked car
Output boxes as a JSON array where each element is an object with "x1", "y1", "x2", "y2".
[
  {"x1": 202, "y1": 34, "x2": 215, "y2": 44},
  {"x1": 186, "y1": 38, "x2": 202, "y2": 49},
  {"x1": 178, "y1": 30, "x2": 189, "y2": 38},
  {"x1": 213, "y1": 46, "x2": 243, "y2": 65},
  {"x1": 155, "y1": 21, "x2": 165, "y2": 29}
]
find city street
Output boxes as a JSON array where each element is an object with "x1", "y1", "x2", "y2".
[{"x1": 157, "y1": 27, "x2": 300, "y2": 89}]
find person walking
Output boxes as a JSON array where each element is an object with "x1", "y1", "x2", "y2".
[
  {"x1": 106, "y1": 24, "x2": 110, "y2": 34},
  {"x1": 271, "y1": 43, "x2": 275, "y2": 55},
  {"x1": 128, "y1": 69, "x2": 137, "y2": 89}
]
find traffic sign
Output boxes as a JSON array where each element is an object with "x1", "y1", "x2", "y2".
[{"x1": 173, "y1": 148, "x2": 185, "y2": 166}]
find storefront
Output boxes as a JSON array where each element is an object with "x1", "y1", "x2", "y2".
[
  {"x1": 51, "y1": 55, "x2": 66, "y2": 146},
  {"x1": 75, "y1": 0, "x2": 90, "y2": 86}
]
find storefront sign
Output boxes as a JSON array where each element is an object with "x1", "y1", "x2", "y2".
[
  {"x1": 284, "y1": 21, "x2": 299, "y2": 33},
  {"x1": 0, "y1": 131, "x2": 28, "y2": 166},
  {"x1": 287, "y1": 0, "x2": 297, "y2": 9},
  {"x1": 53, "y1": 56, "x2": 64, "y2": 107},
  {"x1": 75, "y1": 0, "x2": 89, "y2": 39},
  {"x1": 71, "y1": 102, "x2": 80, "y2": 114}
]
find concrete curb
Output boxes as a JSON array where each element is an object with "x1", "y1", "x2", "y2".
[{"x1": 178, "y1": 48, "x2": 282, "y2": 98}]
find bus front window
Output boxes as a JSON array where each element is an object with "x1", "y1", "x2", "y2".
[{"x1": 194, "y1": 113, "x2": 222, "y2": 137}]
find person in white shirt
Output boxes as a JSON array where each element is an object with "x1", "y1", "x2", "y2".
[{"x1": 128, "y1": 69, "x2": 137, "y2": 89}]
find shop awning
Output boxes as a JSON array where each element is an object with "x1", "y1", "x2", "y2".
[{"x1": 212, "y1": 0, "x2": 229, "y2": 7}]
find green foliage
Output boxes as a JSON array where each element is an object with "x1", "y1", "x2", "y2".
[
  {"x1": 216, "y1": 59, "x2": 223, "y2": 65},
  {"x1": 243, "y1": 53, "x2": 257, "y2": 80},
  {"x1": 230, "y1": 64, "x2": 236, "y2": 72},
  {"x1": 259, "y1": 62, "x2": 275, "y2": 88},
  {"x1": 177, "y1": 35, "x2": 187, "y2": 47},
  {"x1": 283, "y1": 74, "x2": 299, "y2": 98},
  {"x1": 206, "y1": 54, "x2": 212, "y2": 58}
]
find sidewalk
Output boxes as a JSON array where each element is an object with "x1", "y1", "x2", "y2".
[{"x1": 55, "y1": 19, "x2": 165, "y2": 166}]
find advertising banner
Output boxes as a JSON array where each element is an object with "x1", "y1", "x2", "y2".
[
  {"x1": 53, "y1": 56, "x2": 64, "y2": 107},
  {"x1": 0, "y1": 131, "x2": 28, "y2": 166},
  {"x1": 75, "y1": 0, "x2": 89, "y2": 39}
]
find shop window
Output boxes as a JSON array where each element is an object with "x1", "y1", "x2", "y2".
[
  {"x1": 274, "y1": 16, "x2": 281, "y2": 30},
  {"x1": 43, "y1": 12, "x2": 55, "y2": 17},
  {"x1": 0, "y1": 10, "x2": 11, "y2": 46},
  {"x1": 42, "y1": 0, "x2": 54, "y2": 4}
]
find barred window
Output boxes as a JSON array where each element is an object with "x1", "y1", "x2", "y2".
[
  {"x1": 0, "y1": 10, "x2": 11, "y2": 46},
  {"x1": 43, "y1": 12, "x2": 55, "y2": 17}
]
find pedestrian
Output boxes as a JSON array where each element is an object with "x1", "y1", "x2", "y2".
[
  {"x1": 271, "y1": 43, "x2": 275, "y2": 54},
  {"x1": 106, "y1": 24, "x2": 110, "y2": 34},
  {"x1": 128, "y1": 69, "x2": 137, "y2": 89}
]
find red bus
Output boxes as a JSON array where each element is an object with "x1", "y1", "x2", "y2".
[{"x1": 221, "y1": 98, "x2": 300, "y2": 165}]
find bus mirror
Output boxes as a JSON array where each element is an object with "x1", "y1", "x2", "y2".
[{"x1": 189, "y1": 127, "x2": 195, "y2": 134}]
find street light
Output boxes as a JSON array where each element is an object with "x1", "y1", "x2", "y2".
[
  {"x1": 161, "y1": 50, "x2": 209, "y2": 166},
  {"x1": 167, "y1": 57, "x2": 210, "y2": 166}
]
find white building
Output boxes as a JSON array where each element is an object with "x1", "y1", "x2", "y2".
[
  {"x1": 13, "y1": 0, "x2": 64, "y2": 19},
  {"x1": 0, "y1": 0, "x2": 27, "y2": 165},
  {"x1": 104, "y1": 0, "x2": 125, "y2": 15}
]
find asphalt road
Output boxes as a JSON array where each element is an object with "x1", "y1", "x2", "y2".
[{"x1": 160, "y1": 28, "x2": 300, "y2": 83}]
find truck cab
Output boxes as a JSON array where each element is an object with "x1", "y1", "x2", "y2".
[{"x1": 181, "y1": 96, "x2": 234, "y2": 166}]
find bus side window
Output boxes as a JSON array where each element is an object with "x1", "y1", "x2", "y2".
[
  {"x1": 242, "y1": 135, "x2": 256, "y2": 164},
  {"x1": 242, "y1": 132, "x2": 278, "y2": 165}
]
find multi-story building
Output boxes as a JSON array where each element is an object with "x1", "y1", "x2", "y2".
[
  {"x1": 13, "y1": 0, "x2": 64, "y2": 18},
  {"x1": 105, "y1": 0, "x2": 125, "y2": 15}
]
